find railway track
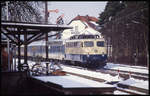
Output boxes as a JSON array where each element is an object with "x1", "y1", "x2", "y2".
[
  {"x1": 116, "y1": 83, "x2": 149, "y2": 95},
  {"x1": 63, "y1": 71, "x2": 148, "y2": 95},
  {"x1": 27, "y1": 60, "x2": 148, "y2": 95},
  {"x1": 96, "y1": 68, "x2": 149, "y2": 81},
  {"x1": 61, "y1": 64, "x2": 149, "y2": 95},
  {"x1": 116, "y1": 87, "x2": 147, "y2": 95},
  {"x1": 63, "y1": 64, "x2": 148, "y2": 80},
  {"x1": 108, "y1": 69, "x2": 148, "y2": 80},
  {"x1": 115, "y1": 64, "x2": 148, "y2": 70}
]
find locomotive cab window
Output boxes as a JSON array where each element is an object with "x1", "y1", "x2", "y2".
[
  {"x1": 97, "y1": 41, "x2": 104, "y2": 47},
  {"x1": 84, "y1": 41, "x2": 94, "y2": 47}
]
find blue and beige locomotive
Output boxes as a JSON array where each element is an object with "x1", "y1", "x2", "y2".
[
  {"x1": 21, "y1": 34, "x2": 107, "y2": 68},
  {"x1": 64, "y1": 34, "x2": 107, "y2": 68}
]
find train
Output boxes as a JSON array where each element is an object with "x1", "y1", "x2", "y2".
[{"x1": 20, "y1": 34, "x2": 107, "y2": 68}]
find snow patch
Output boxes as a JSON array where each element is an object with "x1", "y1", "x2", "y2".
[
  {"x1": 105, "y1": 63, "x2": 148, "y2": 74},
  {"x1": 119, "y1": 77, "x2": 148, "y2": 90},
  {"x1": 61, "y1": 65, "x2": 123, "y2": 82}
]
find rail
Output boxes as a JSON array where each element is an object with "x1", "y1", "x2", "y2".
[{"x1": 61, "y1": 64, "x2": 149, "y2": 95}]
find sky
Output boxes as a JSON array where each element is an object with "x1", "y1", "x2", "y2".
[{"x1": 46, "y1": 1, "x2": 107, "y2": 24}]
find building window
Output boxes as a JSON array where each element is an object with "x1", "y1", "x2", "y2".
[
  {"x1": 71, "y1": 29, "x2": 74, "y2": 34},
  {"x1": 75, "y1": 26, "x2": 78, "y2": 34}
]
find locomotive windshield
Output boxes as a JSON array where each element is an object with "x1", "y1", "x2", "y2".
[
  {"x1": 97, "y1": 41, "x2": 104, "y2": 47},
  {"x1": 84, "y1": 41, "x2": 94, "y2": 47}
]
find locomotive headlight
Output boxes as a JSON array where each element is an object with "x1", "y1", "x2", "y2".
[
  {"x1": 102, "y1": 52, "x2": 105, "y2": 57},
  {"x1": 87, "y1": 53, "x2": 90, "y2": 57}
]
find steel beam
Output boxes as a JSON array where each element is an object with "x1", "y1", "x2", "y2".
[
  {"x1": 27, "y1": 33, "x2": 45, "y2": 44},
  {"x1": 1, "y1": 28, "x2": 18, "y2": 45},
  {"x1": 35, "y1": 32, "x2": 60, "y2": 41}
]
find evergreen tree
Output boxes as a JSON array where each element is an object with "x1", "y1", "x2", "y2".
[
  {"x1": 98, "y1": 1, "x2": 149, "y2": 66},
  {"x1": 97, "y1": 1, "x2": 125, "y2": 25}
]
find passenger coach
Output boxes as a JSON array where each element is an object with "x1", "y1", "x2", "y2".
[{"x1": 20, "y1": 34, "x2": 107, "y2": 68}]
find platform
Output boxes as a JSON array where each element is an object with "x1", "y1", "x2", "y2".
[
  {"x1": 1, "y1": 71, "x2": 116, "y2": 95},
  {"x1": 31, "y1": 74, "x2": 116, "y2": 95}
]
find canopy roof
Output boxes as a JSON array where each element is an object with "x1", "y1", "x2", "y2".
[
  {"x1": 1, "y1": 21, "x2": 72, "y2": 34},
  {"x1": 1, "y1": 21, "x2": 72, "y2": 45},
  {"x1": 1, "y1": 21, "x2": 73, "y2": 71}
]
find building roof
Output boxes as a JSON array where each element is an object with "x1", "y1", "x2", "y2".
[
  {"x1": 69, "y1": 15, "x2": 99, "y2": 31},
  {"x1": 73, "y1": 15, "x2": 98, "y2": 22}
]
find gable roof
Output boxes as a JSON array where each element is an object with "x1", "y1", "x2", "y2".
[
  {"x1": 68, "y1": 15, "x2": 99, "y2": 31},
  {"x1": 73, "y1": 15, "x2": 98, "y2": 22}
]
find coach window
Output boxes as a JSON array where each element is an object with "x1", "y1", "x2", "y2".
[
  {"x1": 97, "y1": 41, "x2": 104, "y2": 47},
  {"x1": 71, "y1": 42, "x2": 74, "y2": 47},
  {"x1": 66, "y1": 43, "x2": 69, "y2": 47},
  {"x1": 74, "y1": 42, "x2": 78, "y2": 47},
  {"x1": 66, "y1": 43, "x2": 68, "y2": 47},
  {"x1": 76, "y1": 42, "x2": 81, "y2": 48},
  {"x1": 84, "y1": 41, "x2": 94, "y2": 47}
]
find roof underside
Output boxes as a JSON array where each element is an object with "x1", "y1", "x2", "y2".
[
  {"x1": 1, "y1": 21, "x2": 72, "y2": 45},
  {"x1": 1, "y1": 21, "x2": 73, "y2": 34}
]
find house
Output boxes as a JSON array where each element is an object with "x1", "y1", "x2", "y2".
[
  {"x1": 61, "y1": 15, "x2": 102, "y2": 40},
  {"x1": 61, "y1": 15, "x2": 112, "y2": 58}
]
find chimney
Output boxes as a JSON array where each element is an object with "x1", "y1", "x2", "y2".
[
  {"x1": 78, "y1": 14, "x2": 80, "y2": 20},
  {"x1": 86, "y1": 15, "x2": 89, "y2": 20}
]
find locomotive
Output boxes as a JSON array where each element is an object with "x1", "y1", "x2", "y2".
[{"x1": 21, "y1": 34, "x2": 107, "y2": 68}]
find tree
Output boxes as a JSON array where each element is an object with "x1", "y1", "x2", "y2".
[
  {"x1": 1, "y1": 1, "x2": 45, "y2": 23},
  {"x1": 98, "y1": 1, "x2": 149, "y2": 67},
  {"x1": 97, "y1": 1, "x2": 125, "y2": 26}
]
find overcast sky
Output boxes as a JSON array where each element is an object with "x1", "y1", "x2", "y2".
[{"x1": 46, "y1": 1, "x2": 107, "y2": 24}]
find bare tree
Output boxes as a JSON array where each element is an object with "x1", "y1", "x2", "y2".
[{"x1": 1, "y1": 1, "x2": 45, "y2": 23}]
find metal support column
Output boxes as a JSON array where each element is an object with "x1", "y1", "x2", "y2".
[
  {"x1": 7, "y1": 39, "x2": 10, "y2": 71},
  {"x1": 45, "y1": 1, "x2": 48, "y2": 61},
  {"x1": 13, "y1": 44, "x2": 16, "y2": 71},
  {"x1": 18, "y1": 34, "x2": 21, "y2": 71},
  {"x1": 45, "y1": 1, "x2": 49, "y2": 75},
  {"x1": 45, "y1": 33, "x2": 48, "y2": 61},
  {"x1": 24, "y1": 32, "x2": 28, "y2": 65},
  {"x1": 6, "y1": 1, "x2": 10, "y2": 71}
]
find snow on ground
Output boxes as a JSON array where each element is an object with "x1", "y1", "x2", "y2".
[
  {"x1": 104, "y1": 63, "x2": 148, "y2": 74},
  {"x1": 13, "y1": 59, "x2": 149, "y2": 94},
  {"x1": 115, "y1": 87, "x2": 147, "y2": 95},
  {"x1": 61, "y1": 65, "x2": 148, "y2": 91},
  {"x1": 119, "y1": 77, "x2": 149, "y2": 90},
  {"x1": 32, "y1": 74, "x2": 114, "y2": 88},
  {"x1": 61, "y1": 65, "x2": 123, "y2": 82},
  {"x1": 114, "y1": 90, "x2": 129, "y2": 95}
]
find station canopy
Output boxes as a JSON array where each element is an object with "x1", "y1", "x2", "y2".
[
  {"x1": 1, "y1": 21, "x2": 73, "y2": 45},
  {"x1": 1, "y1": 21, "x2": 72, "y2": 71}
]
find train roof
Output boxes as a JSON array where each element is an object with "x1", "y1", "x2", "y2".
[
  {"x1": 28, "y1": 39, "x2": 65, "y2": 46},
  {"x1": 28, "y1": 41, "x2": 46, "y2": 46},
  {"x1": 69, "y1": 34, "x2": 102, "y2": 40}
]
